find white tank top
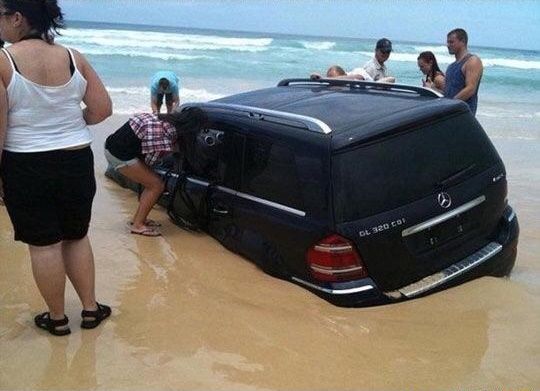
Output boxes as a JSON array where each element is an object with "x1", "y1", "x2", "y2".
[{"x1": 1, "y1": 47, "x2": 92, "y2": 152}]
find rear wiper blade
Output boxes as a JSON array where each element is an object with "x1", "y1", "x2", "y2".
[{"x1": 436, "y1": 164, "x2": 476, "y2": 189}]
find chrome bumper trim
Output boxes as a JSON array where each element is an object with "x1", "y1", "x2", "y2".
[
  {"x1": 291, "y1": 277, "x2": 374, "y2": 295},
  {"x1": 402, "y1": 195, "x2": 486, "y2": 237},
  {"x1": 385, "y1": 241, "x2": 503, "y2": 299}
]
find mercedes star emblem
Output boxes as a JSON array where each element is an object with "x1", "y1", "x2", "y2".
[{"x1": 437, "y1": 192, "x2": 452, "y2": 209}]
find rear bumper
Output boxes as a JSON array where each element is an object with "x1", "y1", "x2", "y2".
[{"x1": 294, "y1": 205, "x2": 519, "y2": 307}]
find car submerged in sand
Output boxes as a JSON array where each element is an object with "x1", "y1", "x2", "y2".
[{"x1": 108, "y1": 78, "x2": 519, "y2": 307}]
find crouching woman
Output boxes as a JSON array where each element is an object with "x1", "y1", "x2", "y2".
[{"x1": 105, "y1": 107, "x2": 207, "y2": 236}]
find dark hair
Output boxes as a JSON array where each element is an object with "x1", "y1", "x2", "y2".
[
  {"x1": 158, "y1": 107, "x2": 208, "y2": 135},
  {"x1": 2, "y1": 0, "x2": 64, "y2": 43},
  {"x1": 158, "y1": 78, "x2": 170, "y2": 89},
  {"x1": 447, "y1": 28, "x2": 468, "y2": 45},
  {"x1": 417, "y1": 51, "x2": 443, "y2": 81}
]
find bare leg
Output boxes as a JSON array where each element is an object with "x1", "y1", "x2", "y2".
[
  {"x1": 118, "y1": 161, "x2": 165, "y2": 230},
  {"x1": 62, "y1": 236, "x2": 97, "y2": 312},
  {"x1": 29, "y1": 243, "x2": 66, "y2": 320}
]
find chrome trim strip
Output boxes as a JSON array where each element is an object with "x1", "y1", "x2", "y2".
[
  {"x1": 187, "y1": 177, "x2": 210, "y2": 187},
  {"x1": 181, "y1": 102, "x2": 333, "y2": 134},
  {"x1": 215, "y1": 186, "x2": 306, "y2": 217},
  {"x1": 309, "y1": 265, "x2": 365, "y2": 274},
  {"x1": 291, "y1": 277, "x2": 374, "y2": 295},
  {"x1": 385, "y1": 242, "x2": 503, "y2": 299},
  {"x1": 154, "y1": 172, "x2": 305, "y2": 217},
  {"x1": 402, "y1": 195, "x2": 486, "y2": 237}
]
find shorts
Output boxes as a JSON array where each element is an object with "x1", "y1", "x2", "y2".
[
  {"x1": 104, "y1": 147, "x2": 139, "y2": 170},
  {"x1": 0, "y1": 147, "x2": 96, "y2": 246},
  {"x1": 156, "y1": 92, "x2": 173, "y2": 107}
]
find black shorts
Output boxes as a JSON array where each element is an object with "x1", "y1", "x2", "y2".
[
  {"x1": 156, "y1": 92, "x2": 173, "y2": 107},
  {"x1": 0, "y1": 147, "x2": 96, "y2": 246}
]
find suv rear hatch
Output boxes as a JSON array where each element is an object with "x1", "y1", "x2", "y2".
[{"x1": 332, "y1": 111, "x2": 506, "y2": 291}]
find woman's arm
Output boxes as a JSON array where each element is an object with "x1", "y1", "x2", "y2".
[
  {"x1": 433, "y1": 73, "x2": 446, "y2": 94},
  {"x1": 73, "y1": 49, "x2": 113, "y2": 125},
  {"x1": 0, "y1": 79, "x2": 7, "y2": 202},
  {"x1": 0, "y1": 62, "x2": 8, "y2": 166}
]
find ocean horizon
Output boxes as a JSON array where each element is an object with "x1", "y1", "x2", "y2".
[{"x1": 54, "y1": 20, "x2": 540, "y2": 140}]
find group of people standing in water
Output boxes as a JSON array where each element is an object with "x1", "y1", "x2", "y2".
[{"x1": 315, "y1": 28, "x2": 483, "y2": 116}]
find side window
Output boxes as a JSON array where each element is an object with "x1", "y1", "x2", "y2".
[{"x1": 242, "y1": 136, "x2": 303, "y2": 210}]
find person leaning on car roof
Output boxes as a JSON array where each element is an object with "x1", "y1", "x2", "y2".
[{"x1": 348, "y1": 38, "x2": 396, "y2": 83}]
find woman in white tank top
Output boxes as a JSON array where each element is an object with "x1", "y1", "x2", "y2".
[{"x1": 0, "y1": 0, "x2": 112, "y2": 336}]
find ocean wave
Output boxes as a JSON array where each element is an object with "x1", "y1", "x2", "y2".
[
  {"x1": 299, "y1": 41, "x2": 336, "y2": 50},
  {"x1": 359, "y1": 50, "x2": 540, "y2": 70},
  {"x1": 483, "y1": 58, "x2": 540, "y2": 70},
  {"x1": 81, "y1": 47, "x2": 210, "y2": 61},
  {"x1": 107, "y1": 86, "x2": 224, "y2": 114},
  {"x1": 413, "y1": 45, "x2": 449, "y2": 54},
  {"x1": 59, "y1": 28, "x2": 273, "y2": 52}
]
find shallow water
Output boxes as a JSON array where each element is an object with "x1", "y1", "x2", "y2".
[{"x1": 0, "y1": 117, "x2": 539, "y2": 390}]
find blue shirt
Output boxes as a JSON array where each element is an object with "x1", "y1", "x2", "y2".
[
  {"x1": 444, "y1": 54, "x2": 480, "y2": 115},
  {"x1": 150, "y1": 71, "x2": 179, "y2": 97}
]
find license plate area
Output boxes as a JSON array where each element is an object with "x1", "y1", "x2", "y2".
[{"x1": 405, "y1": 212, "x2": 475, "y2": 254}]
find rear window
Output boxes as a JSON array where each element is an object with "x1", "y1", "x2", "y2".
[{"x1": 333, "y1": 114, "x2": 500, "y2": 222}]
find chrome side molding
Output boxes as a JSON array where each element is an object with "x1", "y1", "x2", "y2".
[
  {"x1": 156, "y1": 170, "x2": 306, "y2": 217},
  {"x1": 401, "y1": 195, "x2": 486, "y2": 237}
]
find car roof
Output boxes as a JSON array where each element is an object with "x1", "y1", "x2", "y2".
[{"x1": 211, "y1": 80, "x2": 470, "y2": 150}]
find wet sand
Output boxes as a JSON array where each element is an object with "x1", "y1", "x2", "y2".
[{"x1": 1, "y1": 115, "x2": 539, "y2": 390}]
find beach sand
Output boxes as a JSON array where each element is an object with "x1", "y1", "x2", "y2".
[{"x1": 1, "y1": 114, "x2": 539, "y2": 390}]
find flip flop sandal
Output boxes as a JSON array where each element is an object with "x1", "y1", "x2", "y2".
[
  {"x1": 128, "y1": 220, "x2": 161, "y2": 227},
  {"x1": 130, "y1": 226, "x2": 161, "y2": 236},
  {"x1": 81, "y1": 302, "x2": 112, "y2": 329},
  {"x1": 34, "y1": 312, "x2": 71, "y2": 336}
]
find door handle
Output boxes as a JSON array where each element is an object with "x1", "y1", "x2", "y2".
[{"x1": 212, "y1": 207, "x2": 229, "y2": 215}]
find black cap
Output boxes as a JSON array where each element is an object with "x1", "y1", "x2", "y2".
[{"x1": 376, "y1": 38, "x2": 392, "y2": 52}]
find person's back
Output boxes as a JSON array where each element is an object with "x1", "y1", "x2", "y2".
[{"x1": 2, "y1": 40, "x2": 91, "y2": 151}]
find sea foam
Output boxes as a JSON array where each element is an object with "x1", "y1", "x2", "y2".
[
  {"x1": 107, "y1": 86, "x2": 224, "y2": 114},
  {"x1": 60, "y1": 28, "x2": 273, "y2": 52}
]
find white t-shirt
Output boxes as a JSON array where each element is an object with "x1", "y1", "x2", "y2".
[
  {"x1": 363, "y1": 58, "x2": 388, "y2": 81},
  {"x1": 347, "y1": 67, "x2": 374, "y2": 81}
]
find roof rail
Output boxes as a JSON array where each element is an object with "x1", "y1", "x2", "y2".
[
  {"x1": 181, "y1": 102, "x2": 332, "y2": 134},
  {"x1": 278, "y1": 78, "x2": 442, "y2": 98}
]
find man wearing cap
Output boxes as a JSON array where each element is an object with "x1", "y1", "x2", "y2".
[
  {"x1": 444, "y1": 28, "x2": 483, "y2": 116},
  {"x1": 150, "y1": 70, "x2": 180, "y2": 114},
  {"x1": 363, "y1": 38, "x2": 395, "y2": 83}
]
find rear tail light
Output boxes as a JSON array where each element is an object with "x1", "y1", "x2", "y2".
[{"x1": 306, "y1": 234, "x2": 368, "y2": 282}]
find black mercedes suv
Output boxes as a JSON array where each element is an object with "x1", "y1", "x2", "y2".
[{"x1": 110, "y1": 79, "x2": 519, "y2": 307}]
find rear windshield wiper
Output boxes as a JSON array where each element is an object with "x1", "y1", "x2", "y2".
[{"x1": 436, "y1": 164, "x2": 476, "y2": 189}]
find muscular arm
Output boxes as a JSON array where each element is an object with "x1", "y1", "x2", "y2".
[{"x1": 454, "y1": 56, "x2": 483, "y2": 101}]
